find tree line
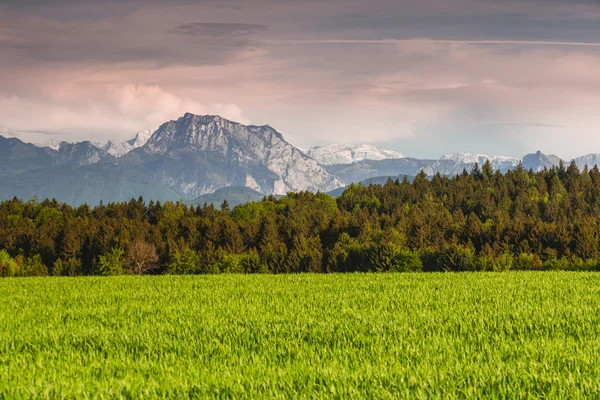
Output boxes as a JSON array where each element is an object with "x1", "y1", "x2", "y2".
[{"x1": 2, "y1": 160, "x2": 600, "y2": 276}]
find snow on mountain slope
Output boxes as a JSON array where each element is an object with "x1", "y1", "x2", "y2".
[
  {"x1": 128, "y1": 129, "x2": 153, "y2": 148},
  {"x1": 102, "y1": 129, "x2": 154, "y2": 157},
  {"x1": 440, "y1": 152, "x2": 520, "y2": 171},
  {"x1": 38, "y1": 139, "x2": 65, "y2": 151},
  {"x1": 306, "y1": 144, "x2": 403, "y2": 165},
  {"x1": 36, "y1": 129, "x2": 154, "y2": 158},
  {"x1": 103, "y1": 140, "x2": 133, "y2": 157}
]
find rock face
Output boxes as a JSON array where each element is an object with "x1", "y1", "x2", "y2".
[
  {"x1": 54, "y1": 142, "x2": 115, "y2": 165},
  {"x1": 129, "y1": 113, "x2": 344, "y2": 197},
  {"x1": 522, "y1": 151, "x2": 562, "y2": 172},
  {"x1": 307, "y1": 144, "x2": 403, "y2": 165}
]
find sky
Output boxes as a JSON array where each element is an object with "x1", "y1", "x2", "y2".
[{"x1": 1, "y1": 0, "x2": 600, "y2": 159}]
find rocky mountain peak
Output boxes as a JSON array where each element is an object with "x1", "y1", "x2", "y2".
[
  {"x1": 522, "y1": 151, "x2": 562, "y2": 171},
  {"x1": 137, "y1": 113, "x2": 343, "y2": 196},
  {"x1": 55, "y1": 141, "x2": 114, "y2": 165}
]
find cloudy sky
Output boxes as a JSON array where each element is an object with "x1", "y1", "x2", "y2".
[{"x1": 1, "y1": 0, "x2": 600, "y2": 159}]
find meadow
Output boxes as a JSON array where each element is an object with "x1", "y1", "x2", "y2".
[{"x1": 1, "y1": 272, "x2": 600, "y2": 398}]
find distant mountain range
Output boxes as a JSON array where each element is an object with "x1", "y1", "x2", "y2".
[
  {"x1": 101, "y1": 129, "x2": 153, "y2": 157},
  {"x1": 306, "y1": 144, "x2": 403, "y2": 165},
  {"x1": 0, "y1": 113, "x2": 599, "y2": 206},
  {"x1": 39, "y1": 129, "x2": 153, "y2": 157}
]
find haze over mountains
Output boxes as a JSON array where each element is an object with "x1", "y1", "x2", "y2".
[{"x1": 0, "y1": 113, "x2": 599, "y2": 205}]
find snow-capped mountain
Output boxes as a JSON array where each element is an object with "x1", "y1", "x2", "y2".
[
  {"x1": 128, "y1": 113, "x2": 344, "y2": 196},
  {"x1": 7, "y1": 113, "x2": 600, "y2": 206},
  {"x1": 440, "y1": 152, "x2": 520, "y2": 172},
  {"x1": 39, "y1": 139, "x2": 65, "y2": 151},
  {"x1": 307, "y1": 144, "x2": 403, "y2": 165},
  {"x1": 102, "y1": 129, "x2": 154, "y2": 157},
  {"x1": 35, "y1": 129, "x2": 154, "y2": 158},
  {"x1": 128, "y1": 129, "x2": 153, "y2": 148},
  {"x1": 574, "y1": 154, "x2": 600, "y2": 170},
  {"x1": 103, "y1": 140, "x2": 133, "y2": 157}
]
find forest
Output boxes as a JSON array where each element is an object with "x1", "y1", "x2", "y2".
[{"x1": 2, "y1": 159, "x2": 600, "y2": 276}]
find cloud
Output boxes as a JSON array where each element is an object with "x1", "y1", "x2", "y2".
[
  {"x1": 270, "y1": 39, "x2": 600, "y2": 47},
  {"x1": 0, "y1": 84, "x2": 248, "y2": 143},
  {"x1": 109, "y1": 84, "x2": 248, "y2": 126},
  {"x1": 1, "y1": 0, "x2": 600, "y2": 157},
  {"x1": 171, "y1": 23, "x2": 267, "y2": 37}
]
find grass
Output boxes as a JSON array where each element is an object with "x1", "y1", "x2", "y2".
[{"x1": 1, "y1": 272, "x2": 600, "y2": 398}]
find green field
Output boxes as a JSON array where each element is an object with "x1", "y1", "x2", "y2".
[{"x1": 2, "y1": 273, "x2": 600, "y2": 398}]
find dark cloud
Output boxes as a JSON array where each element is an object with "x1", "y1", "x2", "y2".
[
  {"x1": 171, "y1": 23, "x2": 267, "y2": 37},
  {"x1": 322, "y1": 10, "x2": 600, "y2": 42}
]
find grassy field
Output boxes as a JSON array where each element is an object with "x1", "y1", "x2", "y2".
[{"x1": 1, "y1": 273, "x2": 600, "y2": 398}]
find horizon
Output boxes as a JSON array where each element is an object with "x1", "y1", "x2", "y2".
[{"x1": 1, "y1": 0, "x2": 600, "y2": 159}]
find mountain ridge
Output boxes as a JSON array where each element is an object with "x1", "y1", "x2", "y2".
[
  {"x1": 307, "y1": 143, "x2": 403, "y2": 165},
  {"x1": 124, "y1": 113, "x2": 343, "y2": 197},
  {"x1": 3, "y1": 113, "x2": 600, "y2": 206}
]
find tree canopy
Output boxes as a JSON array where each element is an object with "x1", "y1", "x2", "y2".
[{"x1": 2, "y1": 162, "x2": 600, "y2": 276}]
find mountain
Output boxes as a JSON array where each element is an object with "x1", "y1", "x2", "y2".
[
  {"x1": 0, "y1": 114, "x2": 344, "y2": 204},
  {"x1": 440, "y1": 153, "x2": 520, "y2": 172},
  {"x1": 189, "y1": 186, "x2": 270, "y2": 207},
  {"x1": 124, "y1": 113, "x2": 343, "y2": 197},
  {"x1": 307, "y1": 144, "x2": 403, "y2": 165},
  {"x1": 0, "y1": 136, "x2": 56, "y2": 176},
  {"x1": 53, "y1": 142, "x2": 115, "y2": 165},
  {"x1": 574, "y1": 154, "x2": 600, "y2": 170},
  {"x1": 36, "y1": 129, "x2": 155, "y2": 158},
  {"x1": 103, "y1": 140, "x2": 133, "y2": 157},
  {"x1": 128, "y1": 129, "x2": 153, "y2": 148},
  {"x1": 327, "y1": 158, "x2": 457, "y2": 184},
  {"x1": 0, "y1": 163, "x2": 180, "y2": 206},
  {"x1": 522, "y1": 151, "x2": 562, "y2": 172},
  {"x1": 3, "y1": 114, "x2": 599, "y2": 206},
  {"x1": 102, "y1": 129, "x2": 154, "y2": 157},
  {"x1": 38, "y1": 139, "x2": 65, "y2": 151},
  {"x1": 0, "y1": 136, "x2": 115, "y2": 176},
  {"x1": 328, "y1": 152, "x2": 534, "y2": 185}
]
